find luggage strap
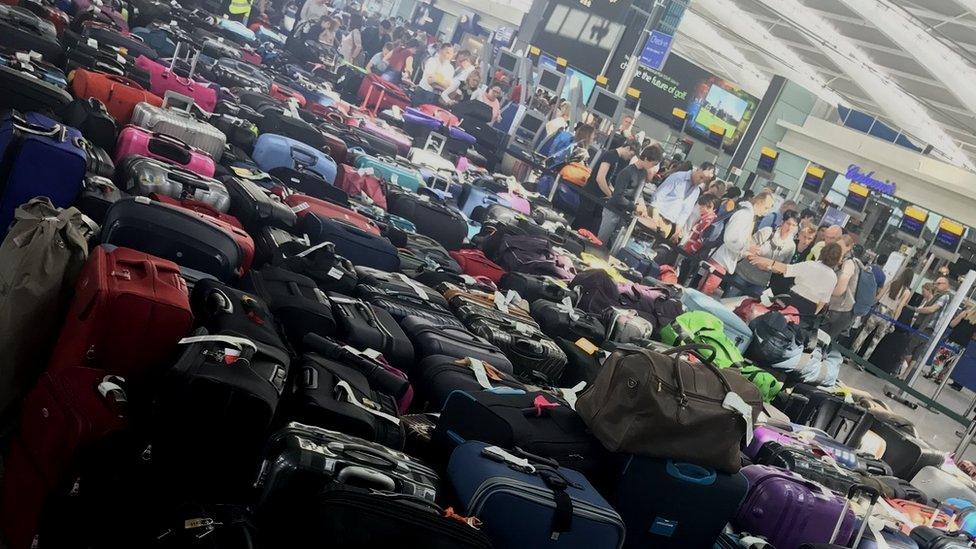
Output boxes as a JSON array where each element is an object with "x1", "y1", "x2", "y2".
[
  {"x1": 334, "y1": 380, "x2": 400, "y2": 425},
  {"x1": 395, "y1": 273, "x2": 428, "y2": 300},
  {"x1": 178, "y1": 334, "x2": 258, "y2": 365}
]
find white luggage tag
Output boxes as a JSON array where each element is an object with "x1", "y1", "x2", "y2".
[
  {"x1": 334, "y1": 380, "x2": 400, "y2": 425},
  {"x1": 468, "y1": 358, "x2": 493, "y2": 390},
  {"x1": 722, "y1": 391, "x2": 754, "y2": 444},
  {"x1": 557, "y1": 382, "x2": 586, "y2": 410},
  {"x1": 294, "y1": 239, "x2": 330, "y2": 258},
  {"x1": 395, "y1": 273, "x2": 429, "y2": 300},
  {"x1": 179, "y1": 334, "x2": 258, "y2": 365},
  {"x1": 481, "y1": 445, "x2": 535, "y2": 474},
  {"x1": 557, "y1": 296, "x2": 579, "y2": 321},
  {"x1": 342, "y1": 345, "x2": 383, "y2": 361},
  {"x1": 493, "y1": 291, "x2": 510, "y2": 313}
]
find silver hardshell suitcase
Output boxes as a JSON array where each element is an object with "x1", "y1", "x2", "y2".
[
  {"x1": 911, "y1": 465, "x2": 976, "y2": 503},
  {"x1": 130, "y1": 92, "x2": 226, "y2": 160},
  {"x1": 118, "y1": 155, "x2": 231, "y2": 212}
]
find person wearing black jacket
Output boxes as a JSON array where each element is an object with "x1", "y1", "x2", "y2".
[{"x1": 361, "y1": 19, "x2": 391, "y2": 63}]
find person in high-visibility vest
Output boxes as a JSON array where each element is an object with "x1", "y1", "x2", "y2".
[{"x1": 227, "y1": 0, "x2": 253, "y2": 22}]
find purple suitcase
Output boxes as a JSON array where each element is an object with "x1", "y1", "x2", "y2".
[
  {"x1": 448, "y1": 126, "x2": 476, "y2": 145},
  {"x1": 746, "y1": 424, "x2": 860, "y2": 469},
  {"x1": 734, "y1": 465, "x2": 857, "y2": 549},
  {"x1": 403, "y1": 110, "x2": 442, "y2": 131},
  {"x1": 357, "y1": 119, "x2": 411, "y2": 156}
]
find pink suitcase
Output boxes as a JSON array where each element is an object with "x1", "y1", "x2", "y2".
[
  {"x1": 499, "y1": 192, "x2": 530, "y2": 214},
  {"x1": 354, "y1": 118, "x2": 412, "y2": 157},
  {"x1": 134, "y1": 49, "x2": 217, "y2": 113},
  {"x1": 115, "y1": 126, "x2": 216, "y2": 178}
]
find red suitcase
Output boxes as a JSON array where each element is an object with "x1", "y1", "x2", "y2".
[
  {"x1": 0, "y1": 367, "x2": 128, "y2": 549},
  {"x1": 320, "y1": 130, "x2": 349, "y2": 164},
  {"x1": 449, "y1": 249, "x2": 506, "y2": 284},
  {"x1": 196, "y1": 213, "x2": 256, "y2": 276},
  {"x1": 284, "y1": 193, "x2": 381, "y2": 235},
  {"x1": 47, "y1": 246, "x2": 193, "y2": 379},
  {"x1": 333, "y1": 164, "x2": 386, "y2": 210},
  {"x1": 150, "y1": 193, "x2": 246, "y2": 230}
]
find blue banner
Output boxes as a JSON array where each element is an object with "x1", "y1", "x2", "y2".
[{"x1": 640, "y1": 30, "x2": 674, "y2": 70}]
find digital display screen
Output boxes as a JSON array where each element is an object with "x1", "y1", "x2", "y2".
[
  {"x1": 539, "y1": 69, "x2": 562, "y2": 93},
  {"x1": 845, "y1": 184, "x2": 869, "y2": 213},
  {"x1": 935, "y1": 219, "x2": 965, "y2": 253},
  {"x1": 899, "y1": 207, "x2": 927, "y2": 239},
  {"x1": 692, "y1": 85, "x2": 749, "y2": 143},
  {"x1": 517, "y1": 112, "x2": 544, "y2": 138},
  {"x1": 498, "y1": 50, "x2": 518, "y2": 72},
  {"x1": 757, "y1": 148, "x2": 777, "y2": 173},
  {"x1": 591, "y1": 90, "x2": 620, "y2": 119},
  {"x1": 803, "y1": 170, "x2": 824, "y2": 194},
  {"x1": 563, "y1": 67, "x2": 595, "y2": 104}
]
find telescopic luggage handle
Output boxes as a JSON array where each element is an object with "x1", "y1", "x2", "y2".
[{"x1": 828, "y1": 483, "x2": 882, "y2": 546}]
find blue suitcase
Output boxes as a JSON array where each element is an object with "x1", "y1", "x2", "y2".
[
  {"x1": 681, "y1": 288, "x2": 753, "y2": 352},
  {"x1": 298, "y1": 213, "x2": 400, "y2": 272},
  {"x1": 132, "y1": 26, "x2": 177, "y2": 57},
  {"x1": 255, "y1": 26, "x2": 286, "y2": 46},
  {"x1": 448, "y1": 441, "x2": 625, "y2": 549},
  {"x1": 353, "y1": 154, "x2": 424, "y2": 192},
  {"x1": 216, "y1": 18, "x2": 256, "y2": 43},
  {"x1": 252, "y1": 133, "x2": 338, "y2": 184},
  {"x1": 0, "y1": 112, "x2": 86, "y2": 239},
  {"x1": 458, "y1": 184, "x2": 506, "y2": 219},
  {"x1": 615, "y1": 242, "x2": 660, "y2": 278}
]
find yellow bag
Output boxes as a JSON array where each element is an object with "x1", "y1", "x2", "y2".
[
  {"x1": 579, "y1": 252, "x2": 627, "y2": 283},
  {"x1": 560, "y1": 162, "x2": 591, "y2": 186}
]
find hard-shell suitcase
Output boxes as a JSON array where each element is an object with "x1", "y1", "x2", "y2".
[
  {"x1": 333, "y1": 164, "x2": 385, "y2": 209},
  {"x1": 401, "y1": 316, "x2": 514, "y2": 374},
  {"x1": 328, "y1": 293, "x2": 413, "y2": 370},
  {"x1": 284, "y1": 193, "x2": 379, "y2": 234},
  {"x1": 356, "y1": 119, "x2": 412, "y2": 157},
  {"x1": 134, "y1": 53, "x2": 216, "y2": 113},
  {"x1": 205, "y1": 57, "x2": 271, "y2": 92},
  {"x1": 353, "y1": 154, "x2": 424, "y2": 192},
  {"x1": 387, "y1": 190, "x2": 466, "y2": 250},
  {"x1": 258, "y1": 109, "x2": 325, "y2": 148},
  {"x1": 681, "y1": 288, "x2": 753, "y2": 351},
  {"x1": 149, "y1": 193, "x2": 244, "y2": 230},
  {"x1": 609, "y1": 456, "x2": 748, "y2": 549},
  {"x1": 252, "y1": 132, "x2": 337, "y2": 183},
  {"x1": 874, "y1": 417, "x2": 945, "y2": 480},
  {"x1": 0, "y1": 367, "x2": 128, "y2": 549},
  {"x1": 299, "y1": 214, "x2": 399, "y2": 271},
  {"x1": 0, "y1": 56, "x2": 71, "y2": 114},
  {"x1": 908, "y1": 526, "x2": 972, "y2": 548},
  {"x1": 0, "y1": 111, "x2": 86, "y2": 238},
  {"x1": 215, "y1": 17, "x2": 255, "y2": 43},
  {"x1": 101, "y1": 196, "x2": 244, "y2": 281},
  {"x1": 47, "y1": 245, "x2": 192, "y2": 378},
  {"x1": 910, "y1": 466, "x2": 976, "y2": 504},
  {"x1": 465, "y1": 316, "x2": 568, "y2": 383},
  {"x1": 117, "y1": 155, "x2": 228, "y2": 210},
  {"x1": 342, "y1": 125, "x2": 399, "y2": 158},
  {"x1": 77, "y1": 175, "x2": 122, "y2": 223},
  {"x1": 114, "y1": 125, "x2": 216, "y2": 177},
  {"x1": 407, "y1": 146, "x2": 455, "y2": 172},
  {"x1": 70, "y1": 70, "x2": 162, "y2": 125},
  {"x1": 0, "y1": 4, "x2": 61, "y2": 64},
  {"x1": 269, "y1": 166, "x2": 349, "y2": 205},
  {"x1": 222, "y1": 175, "x2": 296, "y2": 229},
  {"x1": 130, "y1": 98, "x2": 226, "y2": 160},
  {"x1": 241, "y1": 266, "x2": 336, "y2": 347},
  {"x1": 754, "y1": 440, "x2": 862, "y2": 494},
  {"x1": 279, "y1": 355, "x2": 404, "y2": 449},
  {"x1": 734, "y1": 465, "x2": 857, "y2": 548},
  {"x1": 603, "y1": 307, "x2": 655, "y2": 344},
  {"x1": 448, "y1": 440, "x2": 625, "y2": 549}
]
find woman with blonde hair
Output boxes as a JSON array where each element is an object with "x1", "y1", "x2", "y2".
[
  {"x1": 925, "y1": 300, "x2": 976, "y2": 382},
  {"x1": 852, "y1": 268, "x2": 913, "y2": 359}
]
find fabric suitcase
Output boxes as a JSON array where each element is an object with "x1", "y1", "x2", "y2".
[
  {"x1": 47, "y1": 244, "x2": 192, "y2": 378},
  {"x1": 101, "y1": 196, "x2": 244, "y2": 281},
  {"x1": 531, "y1": 299, "x2": 607, "y2": 343},
  {"x1": 319, "y1": 130, "x2": 349, "y2": 164},
  {"x1": 0, "y1": 57, "x2": 71, "y2": 114},
  {"x1": 908, "y1": 526, "x2": 971, "y2": 548},
  {"x1": 0, "y1": 4, "x2": 61, "y2": 64},
  {"x1": 118, "y1": 155, "x2": 228, "y2": 210},
  {"x1": 341, "y1": 125, "x2": 399, "y2": 158},
  {"x1": 149, "y1": 193, "x2": 243, "y2": 229},
  {"x1": 401, "y1": 316, "x2": 514, "y2": 375},
  {"x1": 910, "y1": 466, "x2": 976, "y2": 503},
  {"x1": 257, "y1": 109, "x2": 325, "y2": 149},
  {"x1": 205, "y1": 57, "x2": 271, "y2": 92},
  {"x1": 353, "y1": 154, "x2": 424, "y2": 191},
  {"x1": 222, "y1": 175, "x2": 297, "y2": 229},
  {"x1": 734, "y1": 464, "x2": 857, "y2": 548},
  {"x1": 81, "y1": 25, "x2": 156, "y2": 60},
  {"x1": 275, "y1": 240, "x2": 358, "y2": 294},
  {"x1": 354, "y1": 267, "x2": 451, "y2": 308},
  {"x1": 284, "y1": 193, "x2": 379, "y2": 234},
  {"x1": 189, "y1": 278, "x2": 285, "y2": 350},
  {"x1": 134, "y1": 54, "x2": 217, "y2": 112},
  {"x1": 269, "y1": 166, "x2": 349, "y2": 206},
  {"x1": 130, "y1": 100, "x2": 225, "y2": 160},
  {"x1": 449, "y1": 249, "x2": 506, "y2": 284},
  {"x1": 299, "y1": 214, "x2": 399, "y2": 271},
  {"x1": 414, "y1": 355, "x2": 524, "y2": 410},
  {"x1": 681, "y1": 288, "x2": 753, "y2": 351},
  {"x1": 434, "y1": 390, "x2": 604, "y2": 474},
  {"x1": 448, "y1": 440, "x2": 624, "y2": 549},
  {"x1": 609, "y1": 456, "x2": 748, "y2": 549},
  {"x1": 241, "y1": 266, "x2": 336, "y2": 347},
  {"x1": 115, "y1": 125, "x2": 215, "y2": 177},
  {"x1": 0, "y1": 366, "x2": 128, "y2": 549},
  {"x1": 333, "y1": 163, "x2": 386, "y2": 209},
  {"x1": 397, "y1": 232, "x2": 461, "y2": 274},
  {"x1": 77, "y1": 175, "x2": 122, "y2": 223},
  {"x1": 498, "y1": 273, "x2": 573, "y2": 304},
  {"x1": 252, "y1": 133, "x2": 337, "y2": 183},
  {"x1": 328, "y1": 293, "x2": 413, "y2": 370},
  {"x1": 70, "y1": 70, "x2": 162, "y2": 125},
  {"x1": 356, "y1": 282, "x2": 461, "y2": 328},
  {"x1": 387, "y1": 189, "x2": 466, "y2": 249},
  {"x1": 0, "y1": 112, "x2": 86, "y2": 238},
  {"x1": 58, "y1": 97, "x2": 117, "y2": 153}
]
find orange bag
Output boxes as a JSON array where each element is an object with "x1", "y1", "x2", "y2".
[
  {"x1": 418, "y1": 104, "x2": 460, "y2": 127},
  {"x1": 559, "y1": 162, "x2": 590, "y2": 186}
]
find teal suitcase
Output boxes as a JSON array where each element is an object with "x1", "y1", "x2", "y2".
[{"x1": 353, "y1": 155, "x2": 424, "y2": 192}]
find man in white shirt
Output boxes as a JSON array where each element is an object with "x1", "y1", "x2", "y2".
[
  {"x1": 415, "y1": 43, "x2": 455, "y2": 105},
  {"x1": 711, "y1": 192, "x2": 774, "y2": 275},
  {"x1": 650, "y1": 161, "x2": 715, "y2": 239}
]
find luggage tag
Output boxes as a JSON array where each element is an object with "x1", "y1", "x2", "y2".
[
  {"x1": 179, "y1": 334, "x2": 257, "y2": 366},
  {"x1": 467, "y1": 358, "x2": 493, "y2": 390},
  {"x1": 481, "y1": 445, "x2": 535, "y2": 474},
  {"x1": 557, "y1": 382, "x2": 586, "y2": 410},
  {"x1": 722, "y1": 391, "x2": 754, "y2": 444},
  {"x1": 334, "y1": 380, "x2": 400, "y2": 425},
  {"x1": 557, "y1": 296, "x2": 579, "y2": 321},
  {"x1": 575, "y1": 337, "x2": 598, "y2": 356},
  {"x1": 290, "y1": 202, "x2": 310, "y2": 213},
  {"x1": 395, "y1": 273, "x2": 428, "y2": 300}
]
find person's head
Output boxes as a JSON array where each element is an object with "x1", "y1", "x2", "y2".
[
  {"x1": 797, "y1": 225, "x2": 817, "y2": 250},
  {"x1": 922, "y1": 282, "x2": 935, "y2": 299},
  {"x1": 381, "y1": 41, "x2": 394, "y2": 54},
  {"x1": 821, "y1": 225, "x2": 843, "y2": 245},
  {"x1": 936, "y1": 276, "x2": 951, "y2": 294},
  {"x1": 454, "y1": 49, "x2": 471, "y2": 67},
  {"x1": 326, "y1": 17, "x2": 340, "y2": 30},
  {"x1": 464, "y1": 70, "x2": 481, "y2": 90},
  {"x1": 889, "y1": 269, "x2": 914, "y2": 300},
  {"x1": 779, "y1": 210, "x2": 799, "y2": 237},
  {"x1": 487, "y1": 83, "x2": 504, "y2": 101},
  {"x1": 636, "y1": 144, "x2": 664, "y2": 176},
  {"x1": 723, "y1": 186, "x2": 741, "y2": 200},
  {"x1": 380, "y1": 19, "x2": 392, "y2": 32},
  {"x1": 557, "y1": 102, "x2": 571, "y2": 120},
  {"x1": 742, "y1": 189, "x2": 755, "y2": 201},
  {"x1": 620, "y1": 114, "x2": 633, "y2": 130},
  {"x1": 348, "y1": 12, "x2": 363, "y2": 29},
  {"x1": 707, "y1": 180, "x2": 726, "y2": 197},
  {"x1": 800, "y1": 208, "x2": 816, "y2": 222},
  {"x1": 838, "y1": 233, "x2": 855, "y2": 255},
  {"x1": 618, "y1": 140, "x2": 640, "y2": 161},
  {"x1": 780, "y1": 199, "x2": 796, "y2": 215},
  {"x1": 697, "y1": 194, "x2": 717, "y2": 214},
  {"x1": 751, "y1": 191, "x2": 775, "y2": 217},
  {"x1": 819, "y1": 242, "x2": 844, "y2": 269},
  {"x1": 691, "y1": 161, "x2": 716, "y2": 186},
  {"x1": 437, "y1": 42, "x2": 454, "y2": 61},
  {"x1": 877, "y1": 253, "x2": 889, "y2": 267},
  {"x1": 574, "y1": 124, "x2": 595, "y2": 147}
]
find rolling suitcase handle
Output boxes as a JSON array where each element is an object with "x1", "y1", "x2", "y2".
[{"x1": 828, "y1": 483, "x2": 881, "y2": 546}]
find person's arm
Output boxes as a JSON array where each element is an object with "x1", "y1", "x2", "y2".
[
  {"x1": 352, "y1": 29, "x2": 362, "y2": 58},
  {"x1": 832, "y1": 261, "x2": 854, "y2": 297},
  {"x1": 594, "y1": 160, "x2": 613, "y2": 197},
  {"x1": 402, "y1": 55, "x2": 414, "y2": 81},
  {"x1": 950, "y1": 308, "x2": 967, "y2": 328},
  {"x1": 893, "y1": 288, "x2": 911, "y2": 320},
  {"x1": 915, "y1": 301, "x2": 943, "y2": 315}
]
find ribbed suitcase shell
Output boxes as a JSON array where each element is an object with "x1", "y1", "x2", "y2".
[
  {"x1": 130, "y1": 101, "x2": 225, "y2": 159},
  {"x1": 118, "y1": 155, "x2": 229, "y2": 212}
]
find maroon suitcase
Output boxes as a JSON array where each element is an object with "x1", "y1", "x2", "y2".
[
  {"x1": 0, "y1": 367, "x2": 128, "y2": 549},
  {"x1": 46, "y1": 245, "x2": 194, "y2": 380},
  {"x1": 320, "y1": 130, "x2": 348, "y2": 164}
]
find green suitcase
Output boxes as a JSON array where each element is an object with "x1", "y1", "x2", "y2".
[{"x1": 353, "y1": 155, "x2": 424, "y2": 192}]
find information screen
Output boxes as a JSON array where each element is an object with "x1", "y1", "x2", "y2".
[
  {"x1": 757, "y1": 147, "x2": 777, "y2": 173},
  {"x1": 898, "y1": 206, "x2": 927, "y2": 239},
  {"x1": 844, "y1": 183, "x2": 869, "y2": 213},
  {"x1": 934, "y1": 218, "x2": 965, "y2": 254},
  {"x1": 803, "y1": 165, "x2": 825, "y2": 194}
]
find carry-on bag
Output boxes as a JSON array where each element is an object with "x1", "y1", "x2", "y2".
[
  {"x1": 58, "y1": 97, "x2": 117, "y2": 153},
  {"x1": 269, "y1": 166, "x2": 349, "y2": 205},
  {"x1": 189, "y1": 278, "x2": 284, "y2": 350},
  {"x1": 299, "y1": 214, "x2": 399, "y2": 271},
  {"x1": 47, "y1": 245, "x2": 192, "y2": 378},
  {"x1": 328, "y1": 293, "x2": 414, "y2": 370},
  {"x1": 284, "y1": 193, "x2": 379, "y2": 235},
  {"x1": 222, "y1": 175, "x2": 297, "y2": 230},
  {"x1": 130, "y1": 95, "x2": 225, "y2": 159},
  {"x1": 252, "y1": 132, "x2": 337, "y2": 183},
  {"x1": 0, "y1": 54, "x2": 71, "y2": 114},
  {"x1": 118, "y1": 155, "x2": 228, "y2": 211},
  {"x1": 240, "y1": 266, "x2": 336, "y2": 346},
  {"x1": 387, "y1": 189, "x2": 467, "y2": 250},
  {"x1": 134, "y1": 45, "x2": 216, "y2": 112},
  {"x1": 414, "y1": 355, "x2": 524, "y2": 410},
  {"x1": 530, "y1": 299, "x2": 606, "y2": 343},
  {"x1": 101, "y1": 196, "x2": 244, "y2": 281},
  {"x1": 498, "y1": 272, "x2": 574, "y2": 304},
  {"x1": 465, "y1": 316, "x2": 568, "y2": 383},
  {"x1": 333, "y1": 164, "x2": 385, "y2": 209},
  {"x1": 447, "y1": 440, "x2": 625, "y2": 549},
  {"x1": 275, "y1": 240, "x2": 358, "y2": 294},
  {"x1": 0, "y1": 4, "x2": 62, "y2": 64},
  {"x1": 400, "y1": 316, "x2": 514, "y2": 375},
  {"x1": 70, "y1": 70, "x2": 163, "y2": 125},
  {"x1": 114, "y1": 125, "x2": 216, "y2": 177},
  {"x1": 0, "y1": 112, "x2": 86, "y2": 238}
]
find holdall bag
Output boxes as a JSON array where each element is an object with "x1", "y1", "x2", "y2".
[
  {"x1": 130, "y1": 98, "x2": 226, "y2": 160},
  {"x1": 134, "y1": 47, "x2": 217, "y2": 112},
  {"x1": 0, "y1": 112, "x2": 87, "y2": 238},
  {"x1": 114, "y1": 126, "x2": 216, "y2": 178},
  {"x1": 328, "y1": 293, "x2": 414, "y2": 370},
  {"x1": 608, "y1": 456, "x2": 749, "y2": 549},
  {"x1": 414, "y1": 355, "x2": 525, "y2": 411},
  {"x1": 284, "y1": 193, "x2": 379, "y2": 234},
  {"x1": 734, "y1": 465, "x2": 858, "y2": 548},
  {"x1": 576, "y1": 345, "x2": 763, "y2": 474},
  {"x1": 277, "y1": 241, "x2": 358, "y2": 294},
  {"x1": 449, "y1": 249, "x2": 506, "y2": 283},
  {"x1": 448, "y1": 440, "x2": 625, "y2": 549},
  {"x1": 47, "y1": 245, "x2": 193, "y2": 379},
  {"x1": 334, "y1": 164, "x2": 386, "y2": 209},
  {"x1": 353, "y1": 154, "x2": 424, "y2": 192},
  {"x1": 269, "y1": 166, "x2": 349, "y2": 206},
  {"x1": 281, "y1": 353, "x2": 404, "y2": 448},
  {"x1": 153, "y1": 330, "x2": 289, "y2": 499},
  {"x1": 101, "y1": 196, "x2": 244, "y2": 282},
  {"x1": 299, "y1": 214, "x2": 400, "y2": 271},
  {"x1": 59, "y1": 97, "x2": 117, "y2": 154},
  {"x1": 70, "y1": 70, "x2": 163, "y2": 125},
  {"x1": 190, "y1": 278, "x2": 285, "y2": 349},
  {"x1": 252, "y1": 133, "x2": 337, "y2": 183},
  {"x1": 0, "y1": 367, "x2": 127, "y2": 549},
  {"x1": 241, "y1": 266, "x2": 336, "y2": 347},
  {"x1": 401, "y1": 316, "x2": 514, "y2": 375},
  {"x1": 498, "y1": 272, "x2": 574, "y2": 304},
  {"x1": 222, "y1": 175, "x2": 297, "y2": 230},
  {"x1": 118, "y1": 155, "x2": 229, "y2": 211}
]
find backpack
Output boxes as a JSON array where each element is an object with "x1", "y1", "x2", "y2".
[
  {"x1": 851, "y1": 259, "x2": 879, "y2": 316},
  {"x1": 745, "y1": 312, "x2": 804, "y2": 369},
  {"x1": 697, "y1": 205, "x2": 746, "y2": 257}
]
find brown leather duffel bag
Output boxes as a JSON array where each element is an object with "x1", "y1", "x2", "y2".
[{"x1": 576, "y1": 345, "x2": 762, "y2": 473}]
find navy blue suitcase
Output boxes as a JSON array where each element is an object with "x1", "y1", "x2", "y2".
[
  {"x1": 615, "y1": 246, "x2": 660, "y2": 278},
  {"x1": 252, "y1": 133, "x2": 337, "y2": 184},
  {"x1": 0, "y1": 112, "x2": 86, "y2": 239},
  {"x1": 298, "y1": 213, "x2": 400, "y2": 272},
  {"x1": 448, "y1": 440, "x2": 625, "y2": 549}
]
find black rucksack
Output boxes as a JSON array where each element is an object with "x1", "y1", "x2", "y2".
[{"x1": 696, "y1": 205, "x2": 746, "y2": 257}]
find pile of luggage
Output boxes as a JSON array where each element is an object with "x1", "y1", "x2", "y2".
[{"x1": 0, "y1": 1, "x2": 973, "y2": 547}]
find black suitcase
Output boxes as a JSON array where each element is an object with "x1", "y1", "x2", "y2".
[
  {"x1": 258, "y1": 109, "x2": 327, "y2": 149},
  {"x1": 869, "y1": 328, "x2": 912, "y2": 374},
  {"x1": 63, "y1": 38, "x2": 127, "y2": 76},
  {"x1": 254, "y1": 225, "x2": 310, "y2": 267},
  {"x1": 211, "y1": 112, "x2": 257, "y2": 151},
  {"x1": 400, "y1": 316, "x2": 514, "y2": 375},
  {"x1": 127, "y1": 0, "x2": 172, "y2": 28},
  {"x1": 341, "y1": 126, "x2": 398, "y2": 158},
  {"x1": 909, "y1": 526, "x2": 972, "y2": 549},
  {"x1": 358, "y1": 283, "x2": 464, "y2": 328},
  {"x1": 530, "y1": 299, "x2": 606, "y2": 342},
  {"x1": 301, "y1": 333, "x2": 411, "y2": 406},
  {"x1": 101, "y1": 196, "x2": 244, "y2": 282},
  {"x1": 396, "y1": 232, "x2": 461, "y2": 273},
  {"x1": 205, "y1": 58, "x2": 271, "y2": 92},
  {"x1": 77, "y1": 175, "x2": 123, "y2": 224},
  {"x1": 355, "y1": 266, "x2": 448, "y2": 307},
  {"x1": 80, "y1": 138, "x2": 115, "y2": 178},
  {"x1": 222, "y1": 175, "x2": 297, "y2": 230},
  {"x1": 413, "y1": 268, "x2": 498, "y2": 294},
  {"x1": 254, "y1": 423, "x2": 438, "y2": 544},
  {"x1": 498, "y1": 272, "x2": 574, "y2": 303},
  {"x1": 465, "y1": 316, "x2": 568, "y2": 383},
  {"x1": 215, "y1": 99, "x2": 266, "y2": 126},
  {"x1": 300, "y1": 214, "x2": 400, "y2": 272},
  {"x1": 415, "y1": 354, "x2": 526, "y2": 410},
  {"x1": 268, "y1": 166, "x2": 349, "y2": 206},
  {"x1": 387, "y1": 189, "x2": 467, "y2": 251},
  {"x1": 433, "y1": 390, "x2": 605, "y2": 473},
  {"x1": 240, "y1": 266, "x2": 336, "y2": 348},
  {"x1": 83, "y1": 25, "x2": 159, "y2": 60},
  {"x1": 603, "y1": 307, "x2": 655, "y2": 345},
  {"x1": 59, "y1": 97, "x2": 118, "y2": 154},
  {"x1": 328, "y1": 293, "x2": 414, "y2": 370},
  {"x1": 793, "y1": 385, "x2": 874, "y2": 448},
  {"x1": 236, "y1": 89, "x2": 279, "y2": 113},
  {"x1": 153, "y1": 328, "x2": 290, "y2": 498},
  {"x1": 277, "y1": 241, "x2": 358, "y2": 294},
  {"x1": 280, "y1": 354, "x2": 404, "y2": 448},
  {"x1": 874, "y1": 418, "x2": 946, "y2": 480},
  {"x1": 876, "y1": 475, "x2": 930, "y2": 504},
  {"x1": 0, "y1": 57, "x2": 71, "y2": 114},
  {"x1": 190, "y1": 278, "x2": 286, "y2": 349},
  {"x1": 554, "y1": 336, "x2": 605, "y2": 387},
  {"x1": 0, "y1": 4, "x2": 62, "y2": 64},
  {"x1": 754, "y1": 441, "x2": 862, "y2": 494}
]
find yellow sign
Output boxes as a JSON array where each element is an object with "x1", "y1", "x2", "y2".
[
  {"x1": 806, "y1": 166, "x2": 825, "y2": 178},
  {"x1": 596, "y1": 75, "x2": 608, "y2": 86},
  {"x1": 708, "y1": 124, "x2": 727, "y2": 136},
  {"x1": 849, "y1": 183, "x2": 869, "y2": 197},
  {"x1": 555, "y1": 57, "x2": 568, "y2": 67},
  {"x1": 939, "y1": 218, "x2": 965, "y2": 235},
  {"x1": 672, "y1": 107, "x2": 686, "y2": 119},
  {"x1": 904, "y1": 206, "x2": 928, "y2": 222},
  {"x1": 529, "y1": 46, "x2": 541, "y2": 55},
  {"x1": 626, "y1": 87, "x2": 641, "y2": 98},
  {"x1": 760, "y1": 147, "x2": 778, "y2": 159}
]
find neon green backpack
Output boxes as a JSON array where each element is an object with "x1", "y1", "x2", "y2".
[{"x1": 660, "y1": 311, "x2": 783, "y2": 401}]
